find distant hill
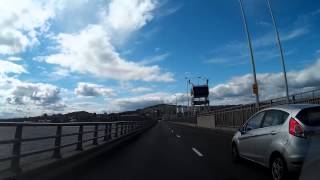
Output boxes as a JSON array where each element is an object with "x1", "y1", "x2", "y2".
[{"x1": 0, "y1": 104, "x2": 237, "y2": 122}]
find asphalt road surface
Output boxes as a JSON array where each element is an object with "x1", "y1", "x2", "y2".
[{"x1": 57, "y1": 121, "x2": 278, "y2": 180}]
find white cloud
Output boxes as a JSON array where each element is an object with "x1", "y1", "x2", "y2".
[
  {"x1": 43, "y1": 0, "x2": 175, "y2": 82},
  {"x1": 1, "y1": 0, "x2": 173, "y2": 83},
  {"x1": 7, "y1": 82, "x2": 61, "y2": 107},
  {"x1": 210, "y1": 59, "x2": 320, "y2": 105},
  {"x1": 75, "y1": 82, "x2": 115, "y2": 97},
  {"x1": 65, "y1": 101, "x2": 108, "y2": 114},
  {"x1": 104, "y1": 0, "x2": 158, "y2": 43},
  {"x1": 204, "y1": 58, "x2": 232, "y2": 65},
  {"x1": 110, "y1": 92, "x2": 170, "y2": 111},
  {"x1": 51, "y1": 67, "x2": 70, "y2": 78},
  {"x1": 156, "y1": 3, "x2": 183, "y2": 18},
  {"x1": 46, "y1": 24, "x2": 173, "y2": 82},
  {"x1": 252, "y1": 27, "x2": 308, "y2": 49},
  {"x1": 138, "y1": 52, "x2": 170, "y2": 65},
  {"x1": 0, "y1": 60, "x2": 27, "y2": 75},
  {"x1": 312, "y1": 9, "x2": 320, "y2": 16},
  {"x1": 281, "y1": 27, "x2": 309, "y2": 41},
  {"x1": 0, "y1": 0, "x2": 60, "y2": 55},
  {"x1": 205, "y1": 26, "x2": 308, "y2": 66},
  {"x1": 7, "y1": 56, "x2": 22, "y2": 61},
  {"x1": 131, "y1": 87, "x2": 153, "y2": 93},
  {"x1": 109, "y1": 92, "x2": 189, "y2": 112},
  {"x1": 0, "y1": 76, "x2": 65, "y2": 118}
]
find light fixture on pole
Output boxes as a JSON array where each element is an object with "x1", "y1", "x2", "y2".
[
  {"x1": 265, "y1": 0, "x2": 290, "y2": 103},
  {"x1": 238, "y1": 0, "x2": 260, "y2": 108}
]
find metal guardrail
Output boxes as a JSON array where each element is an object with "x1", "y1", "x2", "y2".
[
  {"x1": 0, "y1": 120, "x2": 154, "y2": 173},
  {"x1": 199, "y1": 89, "x2": 320, "y2": 128}
]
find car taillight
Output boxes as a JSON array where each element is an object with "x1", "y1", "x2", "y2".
[{"x1": 289, "y1": 118, "x2": 304, "y2": 137}]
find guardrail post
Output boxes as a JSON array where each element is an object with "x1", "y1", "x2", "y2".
[
  {"x1": 123, "y1": 122, "x2": 125, "y2": 135},
  {"x1": 108, "y1": 124, "x2": 112, "y2": 139},
  {"x1": 125, "y1": 122, "x2": 128, "y2": 134},
  {"x1": 292, "y1": 95, "x2": 296, "y2": 104},
  {"x1": 122, "y1": 122, "x2": 125, "y2": 136},
  {"x1": 104, "y1": 124, "x2": 108, "y2": 141},
  {"x1": 93, "y1": 124, "x2": 98, "y2": 145},
  {"x1": 52, "y1": 125, "x2": 62, "y2": 159},
  {"x1": 124, "y1": 122, "x2": 127, "y2": 135},
  {"x1": 76, "y1": 125, "x2": 83, "y2": 151},
  {"x1": 114, "y1": 123, "x2": 118, "y2": 138},
  {"x1": 11, "y1": 124, "x2": 23, "y2": 172},
  {"x1": 118, "y1": 122, "x2": 122, "y2": 136},
  {"x1": 231, "y1": 111, "x2": 234, "y2": 128},
  {"x1": 313, "y1": 91, "x2": 315, "y2": 99}
]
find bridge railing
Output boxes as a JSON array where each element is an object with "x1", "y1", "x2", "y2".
[
  {"x1": 0, "y1": 120, "x2": 154, "y2": 173},
  {"x1": 199, "y1": 88, "x2": 320, "y2": 128}
]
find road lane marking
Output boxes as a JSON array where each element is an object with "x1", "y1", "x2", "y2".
[
  {"x1": 176, "y1": 134, "x2": 181, "y2": 138},
  {"x1": 192, "y1": 147, "x2": 203, "y2": 157}
]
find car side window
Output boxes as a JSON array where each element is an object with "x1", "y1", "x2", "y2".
[
  {"x1": 246, "y1": 111, "x2": 265, "y2": 131},
  {"x1": 261, "y1": 110, "x2": 289, "y2": 128}
]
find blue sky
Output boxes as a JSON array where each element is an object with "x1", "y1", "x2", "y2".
[{"x1": 1, "y1": 0, "x2": 320, "y2": 118}]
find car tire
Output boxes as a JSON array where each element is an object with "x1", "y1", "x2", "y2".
[
  {"x1": 270, "y1": 155, "x2": 288, "y2": 180},
  {"x1": 231, "y1": 144, "x2": 241, "y2": 163}
]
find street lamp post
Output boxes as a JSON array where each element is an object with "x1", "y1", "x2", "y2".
[
  {"x1": 185, "y1": 77, "x2": 190, "y2": 107},
  {"x1": 174, "y1": 94, "x2": 178, "y2": 115},
  {"x1": 265, "y1": 0, "x2": 290, "y2": 103},
  {"x1": 238, "y1": 0, "x2": 260, "y2": 108}
]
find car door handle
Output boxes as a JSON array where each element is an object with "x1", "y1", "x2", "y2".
[{"x1": 271, "y1": 131, "x2": 277, "y2": 135}]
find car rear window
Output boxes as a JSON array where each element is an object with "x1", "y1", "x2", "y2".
[{"x1": 296, "y1": 107, "x2": 320, "y2": 126}]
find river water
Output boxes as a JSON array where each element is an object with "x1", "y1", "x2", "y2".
[{"x1": 0, "y1": 125, "x2": 106, "y2": 172}]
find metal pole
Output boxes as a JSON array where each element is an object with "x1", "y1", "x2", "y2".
[
  {"x1": 187, "y1": 80, "x2": 189, "y2": 107},
  {"x1": 11, "y1": 125, "x2": 23, "y2": 172},
  {"x1": 185, "y1": 77, "x2": 190, "y2": 107},
  {"x1": 176, "y1": 95, "x2": 179, "y2": 114},
  {"x1": 175, "y1": 95, "x2": 178, "y2": 109},
  {"x1": 52, "y1": 125, "x2": 62, "y2": 159},
  {"x1": 265, "y1": 0, "x2": 290, "y2": 103},
  {"x1": 238, "y1": 0, "x2": 260, "y2": 108}
]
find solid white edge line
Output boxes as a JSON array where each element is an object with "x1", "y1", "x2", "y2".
[{"x1": 192, "y1": 147, "x2": 203, "y2": 157}]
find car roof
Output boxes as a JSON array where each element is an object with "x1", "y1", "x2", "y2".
[{"x1": 265, "y1": 104, "x2": 320, "y2": 116}]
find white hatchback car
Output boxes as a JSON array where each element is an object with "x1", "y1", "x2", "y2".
[{"x1": 231, "y1": 104, "x2": 320, "y2": 180}]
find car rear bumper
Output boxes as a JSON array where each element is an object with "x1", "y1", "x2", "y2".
[{"x1": 286, "y1": 156, "x2": 304, "y2": 172}]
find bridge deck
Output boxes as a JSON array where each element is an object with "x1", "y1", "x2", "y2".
[{"x1": 57, "y1": 122, "x2": 273, "y2": 180}]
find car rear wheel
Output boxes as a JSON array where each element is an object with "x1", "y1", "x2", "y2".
[
  {"x1": 270, "y1": 156, "x2": 288, "y2": 180},
  {"x1": 231, "y1": 144, "x2": 240, "y2": 163}
]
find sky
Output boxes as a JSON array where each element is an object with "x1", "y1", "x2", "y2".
[{"x1": 1, "y1": 0, "x2": 320, "y2": 118}]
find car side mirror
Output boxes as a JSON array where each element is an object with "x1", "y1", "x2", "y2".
[{"x1": 238, "y1": 127, "x2": 246, "y2": 134}]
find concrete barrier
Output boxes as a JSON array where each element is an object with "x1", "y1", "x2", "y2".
[{"x1": 197, "y1": 115, "x2": 215, "y2": 129}]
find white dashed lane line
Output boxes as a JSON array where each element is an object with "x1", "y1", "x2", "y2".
[{"x1": 192, "y1": 147, "x2": 204, "y2": 157}]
